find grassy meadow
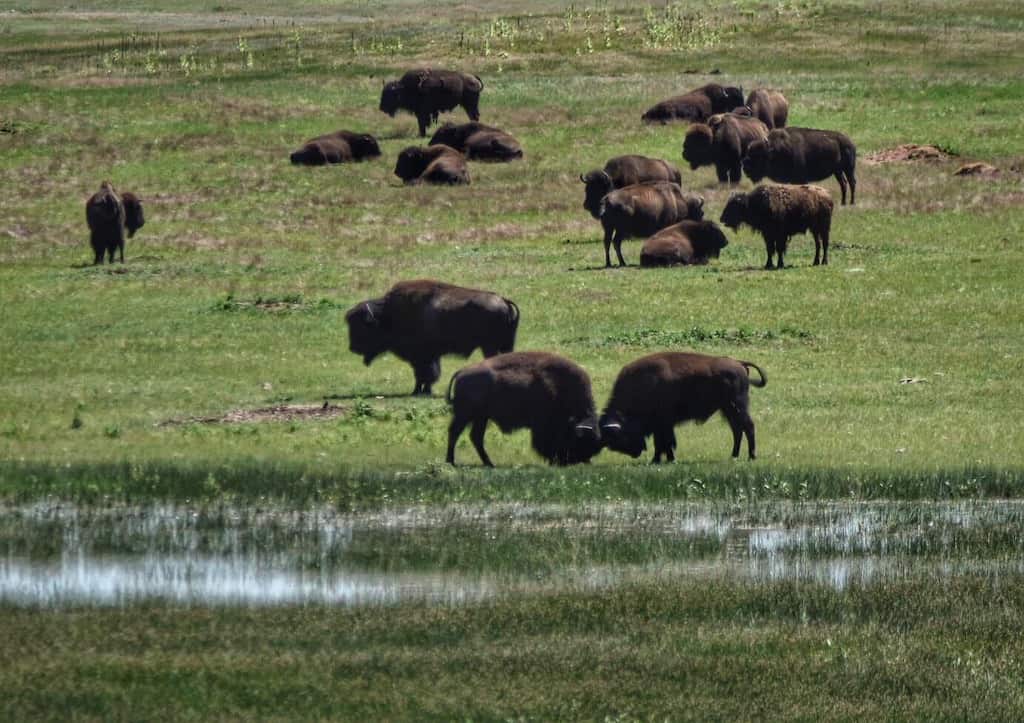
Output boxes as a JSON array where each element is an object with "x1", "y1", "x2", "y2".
[{"x1": 2, "y1": 0, "x2": 1024, "y2": 718}]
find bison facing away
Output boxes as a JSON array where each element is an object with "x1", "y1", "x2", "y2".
[
  {"x1": 394, "y1": 144, "x2": 470, "y2": 185},
  {"x1": 744, "y1": 89, "x2": 789, "y2": 129},
  {"x1": 743, "y1": 127, "x2": 857, "y2": 204},
  {"x1": 580, "y1": 155, "x2": 682, "y2": 219},
  {"x1": 379, "y1": 69, "x2": 484, "y2": 137},
  {"x1": 639, "y1": 220, "x2": 729, "y2": 267},
  {"x1": 720, "y1": 184, "x2": 834, "y2": 269},
  {"x1": 682, "y1": 113, "x2": 769, "y2": 184},
  {"x1": 85, "y1": 181, "x2": 144, "y2": 265},
  {"x1": 345, "y1": 280, "x2": 519, "y2": 396},
  {"x1": 599, "y1": 352, "x2": 767, "y2": 463},
  {"x1": 290, "y1": 130, "x2": 381, "y2": 165},
  {"x1": 641, "y1": 83, "x2": 745, "y2": 124},
  {"x1": 598, "y1": 182, "x2": 705, "y2": 267},
  {"x1": 428, "y1": 121, "x2": 523, "y2": 162},
  {"x1": 446, "y1": 351, "x2": 602, "y2": 467}
]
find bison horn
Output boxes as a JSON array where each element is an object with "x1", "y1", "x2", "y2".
[
  {"x1": 364, "y1": 303, "x2": 378, "y2": 325},
  {"x1": 579, "y1": 174, "x2": 586, "y2": 183},
  {"x1": 600, "y1": 422, "x2": 622, "y2": 431}
]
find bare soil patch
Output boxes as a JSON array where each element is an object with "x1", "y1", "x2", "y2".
[
  {"x1": 864, "y1": 144, "x2": 953, "y2": 164},
  {"x1": 161, "y1": 403, "x2": 346, "y2": 426}
]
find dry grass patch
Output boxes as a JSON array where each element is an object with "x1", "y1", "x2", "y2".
[{"x1": 161, "y1": 403, "x2": 345, "y2": 427}]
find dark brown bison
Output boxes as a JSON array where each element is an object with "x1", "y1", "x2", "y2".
[
  {"x1": 720, "y1": 184, "x2": 833, "y2": 269},
  {"x1": 393, "y1": 144, "x2": 470, "y2": 185},
  {"x1": 289, "y1": 130, "x2": 381, "y2": 165},
  {"x1": 682, "y1": 113, "x2": 769, "y2": 184},
  {"x1": 379, "y1": 68, "x2": 484, "y2": 137},
  {"x1": 598, "y1": 182, "x2": 705, "y2": 267},
  {"x1": 641, "y1": 83, "x2": 745, "y2": 124},
  {"x1": 742, "y1": 127, "x2": 857, "y2": 204},
  {"x1": 639, "y1": 220, "x2": 729, "y2": 267},
  {"x1": 580, "y1": 155, "x2": 682, "y2": 219},
  {"x1": 428, "y1": 121, "x2": 523, "y2": 162},
  {"x1": 345, "y1": 280, "x2": 519, "y2": 396},
  {"x1": 744, "y1": 89, "x2": 789, "y2": 129},
  {"x1": 85, "y1": 181, "x2": 144, "y2": 265},
  {"x1": 599, "y1": 352, "x2": 766, "y2": 463},
  {"x1": 446, "y1": 351, "x2": 602, "y2": 467}
]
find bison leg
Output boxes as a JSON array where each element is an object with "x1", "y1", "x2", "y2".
[
  {"x1": 412, "y1": 359, "x2": 441, "y2": 396},
  {"x1": 716, "y1": 163, "x2": 730, "y2": 184},
  {"x1": 463, "y1": 97, "x2": 481, "y2": 122},
  {"x1": 812, "y1": 232, "x2": 822, "y2": 266},
  {"x1": 775, "y1": 236, "x2": 788, "y2": 270},
  {"x1": 724, "y1": 404, "x2": 756, "y2": 459},
  {"x1": 613, "y1": 231, "x2": 628, "y2": 267},
  {"x1": 416, "y1": 112, "x2": 430, "y2": 137},
  {"x1": 446, "y1": 414, "x2": 471, "y2": 465},
  {"x1": 846, "y1": 169, "x2": 856, "y2": 205},
  {"x1": 763, "y1": 237, "x2": 776, "y2": 270},
  {"x1": 603, "y1": 224, "x2": 614, "y2": 268},
  {"x1": 469, "y1": 418, "x2": 494, "y2": 468},
  {"x1": 835, "y1": 172, "x2": 848, "y2": 206},
  {"x1": 652, "y1": 425, "x2": 676, "y2": 464},
  {"x1": 821, "y1": 223, "x2": 830, "y2": 265},
  {"x1": 91, "y1": 237, "x2": 104, "y2": 265}
]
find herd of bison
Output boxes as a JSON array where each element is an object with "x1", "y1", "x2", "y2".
[{"x1": 85, "y1": 67, "x2": 866, "y2": 468}]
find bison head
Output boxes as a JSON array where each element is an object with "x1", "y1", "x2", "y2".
[
  {"x1": 379, "y1": 80, "x2": 403, "y2": 117},
  {"x1": 345, "y1": 299, "x2": 389, "y2": 364},
  {"x1": 581, "y1": 170, "x2": 613, "y2": 219},
  {"x1": 741, "y1": 139, "x2": 770, "y2": 181},
  {"x1": 682, "y1": 124, "x2": 715, "y2": 170},
  {"x1": 719, "y1": 193, "x2": 749, "y2": 231},
  {"x1": 692, "y1": 221, "x2": 729, "y2": 258},
  {"x1": 394, "y1": 147, "x2": 429, "y2": 182},
  {"x1": 598, "y1": 412, "x2": 646, "y2": 459},
  {"x1": 683, "y1": 193, "x2": 705, "y2": 221},
  {"x1": 121, "y1": 192, "x2": 145, "y2": 238},
  {"x1": 641, "y1": 103, "x2": 670, "y2": 124},
  {"x1": 350, "y1": 133, "x2": 382, "y2": 159},
  {"x1": 544, "y1": 415, "x2": 604, "y2": 466},
  {"x1": 722, "y1": 86, "x2": 745, "y2": 112}
]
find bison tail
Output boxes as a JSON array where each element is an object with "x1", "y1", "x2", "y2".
[
  {"x1": 446, "y1": 370, "x2": 462, "y2": 405},
  {"x1": 475, "y1": 74, "x2": 484, "y2": 91},
  {"x1": 740, "y1": 361, "x2": 767, "y2": 388}
]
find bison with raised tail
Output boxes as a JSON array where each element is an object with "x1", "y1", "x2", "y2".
[
  {"x1": 380, "y1": 68, "x2": 484, "y2": 137},
  {"x1": 598, "y1": 182, "x2": 705, "y2": 267},
  {"x1": 580, "y1": 155, "x2": 682, "y2": 219},
  {"x1": 744, "y1": 89, "x2": 789, "y2": 129},
  {"x1": 720, "y1": 184, "x2": 833, "y2": 269},
  {"x1": 86, "y1": 181, "x2": 145, "y2": 265},
  {"x1": 289, "y1": 130, "x2": 381, "y2": 165},
  {"x1": 743, "y1": 127, "x2": 857, "y2": 204},
  {"x1": 446, "y1": 351, "x2": 602, "y2": 467},
  {"x1": 428, "y1": 121, "x2": 523, "y2": 162},
  {"x1": 599, "y1": 352, "x2": 767, "y2": 463},
  {"x1": 683, "y1": 113, "x2": 769, "y2": 184},
  {"x1": 394, "y1": 144, "x2": 470, "y2": 185},
  {"x1": 639, "y1": 220, "x2": 729, "y2": 267},
  {"x1": 346, "y1": 280, "x2": 519, "y2": 396},
  {"x1": 641, "y1": 83, "x2": 745, "y2": 124}
]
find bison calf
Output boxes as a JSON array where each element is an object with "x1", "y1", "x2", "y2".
[
  {"x1": 641, "y1": 83, "x2": 745, "y2": 124},
  {"x1": 600, "y1": 352, "x2": 766, "y2": 463},
  {"x1": 720, "y1": 184, "x2": 833, "y2": 269},
  {"x1": 743, "y1": 126, "x2": 857, "y2": 204},
  {"x1": 744, "y1": 89, "x2": 789, "y2": 129},
  {"x1": 598, "y1": 182, "x2": 704, "y2": 267},
  {"x1": 394, "y1": 144, "x2": 470, "y2": 185},
  {"x1": 683, "y1": 113, "x2": 769, "y2": 184},
  {"x1": 580, "y1": 155, "x2": 682, "y2": 219},
  {"x1": 429, "y1": 121, "x2": 522, "y2": 162},
  {"x1": 290, "y1": 130, "x2": 381, "y2": 165},
  {"x1": 85, "y1": 181, "x2": 144, "y2": 265},
  {"x1": 380, "y1": 68, "x2": 484, "y2": 137},
  {"x1": 640, "y1": 220, "x2": 729, "y2": 267},
  {"x1": 346, "y1": 280, "x2": 519, "y2": 396},
  {"x1": 446, "y1": 351, "x2": 602, "y2": 467}
]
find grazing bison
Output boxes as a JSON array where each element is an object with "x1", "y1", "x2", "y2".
[
  {"x1": 345, "y1": 279, "x2": 519, "y2": 396},
  {"x1": 598, "y1": 182, "x2": 705, "y2": 267},
  {"x1": 580, "y1": 155, "x2": 682, "y2": 219},
  {"x1": 639, "y1": 220, "x2": 729, "y2": 267},
  {"x1": 289, "y1": 130, "x2": 381, "y2": 165},
  {"x1": 428, "y1": 121, "x2": 523, "y2": 162},
  {"x1": 641, "y1": 83, "x2": 745, "y2": 124},
  {"x1": 682, "y1": 113, "x2": 769, "y2": 184},
  {"x1": 394, "y1": 144, "x2": 470, "y2": 185},
  {"x1": 446, "y1": 351, "x2": 602, "y2": 467},
  {"x1": 599, "y1": 352, "x2": 766, "y2": 463},
  {"x1": 720, "y1": 184, "x2": 834, "y2": 268},
  {"x1": 743, "y1": 127, "x2": 857, "y2": 204},
  {"x1": 85, "y1": 181, "x2": 144, "y2": 265},
  {"x1": 744, "y1": 89, "x2": 789, "y2": 129},
  {"x1": 379, "y1": 68, "x2": 484, "y2": 137}
]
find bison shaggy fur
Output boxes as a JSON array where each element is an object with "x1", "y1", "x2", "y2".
[
  {"x1": 720, "y1": 184, "x2": 834, "y2": 269},
  {"x1": 744, "y1": 89, "x2": 789, "y2": 129},
  {"x1": 290, "y1": 130, "x2": 381, "y2": 165},
  {"x1": 379, "y1": 68, "x2": 484, "y2": 137},
  {"x1": 394, "y1": 144, "x2": 470, "y2": 185},
  {"x1": 85, "y1": 181, "x2": 144, "y2": 265},
  {"x1": 598, "y1": 182, "x2": 705, "y2": 267},
  {"x1": 639, "y1": 220, "x2": 729, "y2": 267},
  {"x1": 743, "y1": 126, "x2": 857, "y2": 204},
  {"x1": 428, "y1": 121, "x2": 523, "y2": 162},
  {"x1": 580, "y1": 154, "x2": 682, "y2": 219},
  {"x1": 641, "y1": 83, "x2": 745, "y2": 124},
  {"x1": 683, "y1": 113, "x2": 769, "y2": 184},
  {"x1": 345, "y1": 279, "x2": 519, "y2": 396},
  {"x1": 599, "y1": 352, "x2": 767, "y2": 463},
  {"x1": 446, "y1": 351, "x2": 602, "y2": 467}
]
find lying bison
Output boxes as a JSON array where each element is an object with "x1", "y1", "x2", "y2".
[
  {"x1": 639, "y1": 220, "x2": 729, "y2": 267},
  {"x1": 743, "y1": 127, "x2": 857, "y2": 204},
  {"x1": 346, "y1": 280, "x2": 519, "y2": 396},
  {"x1": 380, "y1": 68, "x2": 484, "y2": 137},
  {"x1": 394, "y1": 144, "x2": 470, "y2": 185},
  {"x1": 744, "y1": 89, "x2": 789, "y2": 129},
  {"x1": 289, "y1": 130, "x2": 381, "y2": 165},
  {"x1": 598, "y1": 182, "x2": 705, "y2": 267},
  {"x1": 85, "y1": 181, "x2": 145, "y2": 265},
  {"x1": 720, "y1": 184, "x2": 833, "y2": 268},
  {"x1": 599, "y1": 352, "x2": 767, "y2": 463},
  {"x1": 446, "y1": 351, "x2": 602, "y2": 467},
  {"x1": 428, "y1": 121, "x2": 523, "y2": 162},
  {"x1": 580, "y1": 155, "x2": 682, "y2": 219},
  {"x1": 683, "y1": 113, "x2": 769, "y2": 184},
  {"x1": 641, "y1": 83, "x2": 745, "y2": 124}
]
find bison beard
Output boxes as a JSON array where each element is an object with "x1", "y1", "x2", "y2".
[{"x1": 379, "y1": 69, "x2": 484, "y2": 137}]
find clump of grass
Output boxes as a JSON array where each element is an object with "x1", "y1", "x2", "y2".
[{"x1": 578, "y1": 325, "x2": 814, "y2": 348}]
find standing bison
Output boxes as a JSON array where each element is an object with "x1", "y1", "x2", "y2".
[
  {"x1": 599, "y1": 352, "x2": 767, "y2": 463},
  {"x1": 380, "y1": 69, "x2": 484, "y2": 137},
  {"x1": 742, "y1": 127, "x2": 857, "y2": 204},
  {"x1": 345, "y1": 280, "x2": 519, "y2": 396},
  {"x1": 289, "y1": 130, "x2": 381, "y2": 165},
  {"x1": 744, "y1": 89, "x2": 789, "y2": 129},
  {"x1": 580, "y1": 155, "x2": 682, "y2": 219},
  {"x1": 720, "y1": 184, "x2": 834, "y2": 268},
  {"x1": 446, "y1": 351, "x2": 602, "y2": 467},
  {"x1": 639, "y1": 220, "x2": 729, "y2": 267},
  {"x1": 85, "y1": 181, "x2": 145, "y2": 265},
  {"x1": 428, "y1": 121, "x2": 523, "y2": 162},
  {"x1": 682, "y1": 113, "x2": 769, "y2": 184},
  {"x1": 598, "y1": 182, "x2": 705, "y2": 267},
  {"x1": 394, "y1": 144, "x2": 470, "y2": 185},
  {"x1": 641, "y1": 83, "x2": 745, "y2": 124}
]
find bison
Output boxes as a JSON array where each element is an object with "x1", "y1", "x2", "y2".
[
  {"x1": 85, "y1": 181, "x2": 144, "y2": 265},
  {"x1": 289, "y1": 130, "x2": 381, "y2": 165},
  {"x1": 598, "y1": 182, "x2": 705, "y2": 267},
  {"x1": 720, "y1": 184, "x2": 834, "y2": 269},
  {"x1": 580, "y1": 155, "x2": 682, "y2": 219},
  {"x1": 446, "y1": 351, "x2": 602, "y2": 467},
  {"x1": 345, "y1": 279, "x2": 519, "y2": 396},
  {"x1": 393, "y1": 144, "x2": 470, "y2": 185},
  {"x1": 744, "y1": 88, "x2": 789, "y2": 129},
  {"x1": 742, "y1": 127, "x2": 857, "y2": 205},
  {"x1": 639, "y1": 220, "x2": 729, "y2": 267},
  {"x1": 428, "y1": 121, "x2": 523, "y2": 162},
  {"x1": 379, "y1": 68, "x2": 484, "y2": 137},
  {"x1": 599, "y1": 352, "x2": 767, "y2": 463},
  {"x1": 682, "y1": 113, "x2": 769, "y2": 184},
  {"x1": 641, "y1": 83, "x2": 745, "y2": 124}
]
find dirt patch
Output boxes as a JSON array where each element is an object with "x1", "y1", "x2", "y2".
[
  {"x1": 953, "y1": 162, "x2": 1000, "y2": 178},
  {"x1": 161, "y1": 403, "x2": 346, "y2": 427},
  {"x1": 864, "y1": 144, "x2": 953, "y2": 164}
]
